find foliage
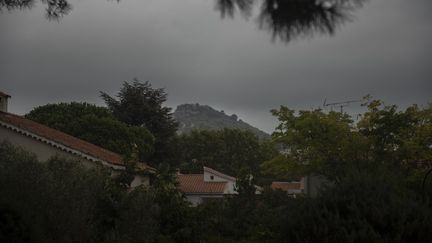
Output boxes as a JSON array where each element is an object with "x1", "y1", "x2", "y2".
[
  {"x1": 263, "y1": 99, "x2": 432, "y2": 184},
  {"x1": 2, "y1": 106, "x2": 432, "y2": 243},
  {"x1": 0, "y1": 141, "x2": 163, "y2": 243},
  {"x1": 263, "y1": 106, "x2": 364, "y2": 181},
  {"x1": 177, "y1": 128, "x2": 278, "y2": 181},
  {"x1": 26, "y1": 102, "x2": 154, "y2": 161},
  {"x1": 190, "y1": 172, "x2": 432, "y2": 243},
  {"x1": 358, "y1": 100, "x2": 432, "y2": 169},
  {"x1": 214, "y1": 0, "x2": 367, "y2": 43},
  {"x1": 113, "y1": 187, "x2": 160, "y2": 243},
  {"x1": 101, "y1": 79, "x2": 178, "y2": 166},
  {"x1": 150, "y1": 163, "x2": 199, "y2": 243},
  {"x1": 275, "y1": 173, "x2": 432, "y2": 243},
  {"x1": 234, "y1": 166, "x2": 257, "y2": 196},
  {"x1": 4, "y1": 98, "x2": 432, "y2": 243}
]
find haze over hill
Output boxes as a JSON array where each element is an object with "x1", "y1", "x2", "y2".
[{"x1": 173, "y1": 104, "x2": 271, "y2": 140}]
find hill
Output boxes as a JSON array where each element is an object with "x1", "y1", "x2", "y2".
[{"x1": 173, "y1": 103, "x2": 271, "y2": 140}]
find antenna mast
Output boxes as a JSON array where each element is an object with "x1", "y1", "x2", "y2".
[{"x1": 323, "y1": 98, "x2": 362, "y2": 113}]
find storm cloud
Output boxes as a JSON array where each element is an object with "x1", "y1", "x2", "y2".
[{"x1": 1, "y1": 0, "x2": 431, "y2": 133}]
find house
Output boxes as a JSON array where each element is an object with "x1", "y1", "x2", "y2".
[
  {"x1": 177, "y1": 166, "x2": 240, "y2": 205},
  {"x1": 271, "y1": 176, "x2": 330, "y2": 197},
  {"x1": 271, "y1": 178, "x2": 304, "y2": 197},
  {"x1": 0, "y1": 91, "x2": 154, "y2": 187}
]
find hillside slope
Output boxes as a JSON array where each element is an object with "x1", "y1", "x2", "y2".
[{"x1": 173, "y1": 103, "x2": 270, "y2": 139}]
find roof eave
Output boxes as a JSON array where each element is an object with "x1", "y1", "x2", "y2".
[{"x1": 0, "y1": 119, "x2": 126, "y2": 170}]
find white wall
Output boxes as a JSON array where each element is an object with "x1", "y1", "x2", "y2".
[
  {"x1": 0, "y1": 126, "x2": 94, "y2": 168},
  {"x1": 203, "y1": 169, "x2": 237, "y2": 194},
  {"x1": 130, "y1": 174, "x2": 150, "y2": 187},
  {"x1": 224, "y1": 181, "x2": 237, "y2": 194},
  {"x1": 203, "y1": 170, "x2": 227, "y2": 182}
]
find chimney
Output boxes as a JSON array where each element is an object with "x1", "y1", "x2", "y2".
[{"x1": 0, "y1": 91, "x2": 11, "y2": 112}]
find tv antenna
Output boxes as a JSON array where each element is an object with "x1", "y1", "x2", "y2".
[{"x1": 323, "y1": 98, "x2": 362, "y2": 113}]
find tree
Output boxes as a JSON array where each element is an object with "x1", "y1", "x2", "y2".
[
  {"x1": 0, "y1": 0, "x2": 72, "y2": 20},
  {"x1": 3, "y1": 0, "x2": 368, "y2": 43},
  {"x1": 0, "y1": 141, "x2": 162, "y2": 243},
  {"x1": 262, "y1": 106, "x2": 365, "y2": 181},
  {"x1": 100, "y1": 79, "x2": 179, "y2": 165},
  {"x1": 0, "y1": 141, "x2": 115, "y2": 242},
  {"x1": 357, "y1": 100, "x2": 432, "y2": 169},
  {"x1": 177, "y1": 128, "x2": 277, "y2": 180},
  {"x1": 26, "y1": 102, "x2": 154, "y2": 161},
  {"x1": 275, "y1": 172, "x2": 432, "y2": 243},
  {"x1": 262, "y1": 99, "x2": 432, "y2": 185},
  {"x1": 215, "y1": 0, "x2": 367, "y2": 43}
]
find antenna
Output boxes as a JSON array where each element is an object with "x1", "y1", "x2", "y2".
[{"x1": 323, "y1": 98, "x2": 362, "y2": 113}]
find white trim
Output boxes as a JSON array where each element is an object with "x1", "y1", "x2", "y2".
[
  {"x1": 0, "y1": 121, "x2": 125, "y2": 170},
  {"x1": 203, "y1": 166, "x2": 236, "y2": 181}
]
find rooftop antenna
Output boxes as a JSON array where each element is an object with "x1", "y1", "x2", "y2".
[{"x1": 323, "y1": 98, "x2": 362, "y2": 113}]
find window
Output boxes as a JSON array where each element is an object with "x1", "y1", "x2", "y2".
[{"x1": 210, "y1": 175, "x2": 214, "y2": 180}]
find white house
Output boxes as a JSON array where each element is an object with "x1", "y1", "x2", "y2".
[
  {"x1": 0, "y1": 91, "x2": 154, "y2": 188},
  {"x1": 177, "y1": 166, "x2": 239, "y2": 206},
  {"x1": 177, "y1": 166, "x2": 263, "y2": 205}
]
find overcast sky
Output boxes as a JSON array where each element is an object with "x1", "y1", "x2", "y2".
[{"x1": 1, "y1": 0, "x2": 431, "y2": 133}]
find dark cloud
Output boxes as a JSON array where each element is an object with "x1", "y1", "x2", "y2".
[{"x1": 1, "y1": 0, "x2": 431, "y2": 133}]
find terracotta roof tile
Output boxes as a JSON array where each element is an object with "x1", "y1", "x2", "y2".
[
  {"x1": 177, "y1": 174, "x2": 226, "y2": 194},
  {"x1": 0, "y1": 111, "x2": 125, "y2": 166},
  {"x1": 271, "y1": 181, "x2": 303, "y2": 191}
]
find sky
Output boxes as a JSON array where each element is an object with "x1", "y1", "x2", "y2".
[{"x1": 1, "y1": 0, "x2": 431, "y2": 133}]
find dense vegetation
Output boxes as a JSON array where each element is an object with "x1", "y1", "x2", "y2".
[
  {"x1": 177, "y1": 128, "x2": 277, "y2": 182},
  {"x1": 1, "y1": 140, "x2": 431, "y2": 243},
  {"x1": 4, "y1": 81, "x2": 432, "y2": 242},
  {"x1": 0, "y1": 142, "x2": 161, "y2": 242},
  {"x1": 263, "y1": 98, "x2": 432, "y2": 185},
  {"x1": 26, "y1": 102, "x2": 154, "y2": 161}
]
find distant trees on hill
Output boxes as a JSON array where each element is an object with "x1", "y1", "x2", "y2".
[{"x1": 174, "y1": 103, "x2": 271, "y2": 140}]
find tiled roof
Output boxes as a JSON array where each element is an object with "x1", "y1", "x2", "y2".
[
  {"x1": 0, "y1": 111, "x2": 125, "y2": 167},
  {"x1": 271, "y1": 181, "x2": 303, "y2": 191},
  {"x1": 177, "y1": 174, "x2": 226, "y2": 194}
]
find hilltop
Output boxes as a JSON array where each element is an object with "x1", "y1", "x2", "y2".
[{"x1": 173, "y1": 103, "x2": 270, "y2": 140}]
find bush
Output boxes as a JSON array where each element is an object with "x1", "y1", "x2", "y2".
[
  {"x1": 276, "y1": 173, "x2": 432, "y2": 243},
  {"x1": 0, "y1": 141, "x2": 160, "y2": 243}
]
